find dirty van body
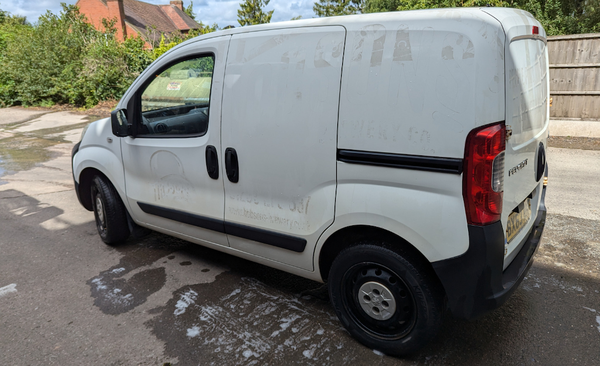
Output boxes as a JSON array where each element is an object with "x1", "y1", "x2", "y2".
[{"x1": 72, "y1": 7, "x2": 549, "y2": 355}]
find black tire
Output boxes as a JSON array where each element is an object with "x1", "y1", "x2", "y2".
[
  {"x1": 328, "y1": 244, "x2": 444, "y2": 356},
  {"x1": 90, "y1": 175, "x2": 130, "y2": 245}
]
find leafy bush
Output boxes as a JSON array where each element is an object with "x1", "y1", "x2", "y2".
[
  {"x1": 0, "y1": 11, "x2": 28, "y2": 106},
  {"x1": 0, "y1": 4, "x2": 215, "y2": 108},
  {"x1": 5, "y1": 0, "x2": 595, "y2": 108}
]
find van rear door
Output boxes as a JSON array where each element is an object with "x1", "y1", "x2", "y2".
[{"x1": 484, "y1": 8, "x2": 549, "y2": 268}]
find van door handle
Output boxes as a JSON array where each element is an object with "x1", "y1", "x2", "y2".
[
  {"x1": 205, "y1": 145, "x2": 219, "y2": 180},
  {"x1": 225, "y1": 147, "x2": 239, "y2": 183}
]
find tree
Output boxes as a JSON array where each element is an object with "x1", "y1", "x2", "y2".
[
  {"x1": 313, "y1": 0, "x2": 364, "y2": 16},
  {"x1": 0, "y1": 7, "x2": 27, "y2": 25},
  {"x1": 237, "y1": 0, "x2": 274, "y2": 26},
  {"x1": 0, "y1": 4, "x2": 151, "y2": 108},
  {"x1": 359, "y1": 0, "x2": 600, "y2": 36},
  {"x1": 362, "y1": 0, "x2": 402, "y2": 13},
  {"x1": 184, "y1": 1, "x2": 196, "y2": 21},
  {"x1": 0, "y1": 7, "x2": 30, "y2": 106},
  {"x1": 363, "y1": 0, "x2": 508, "y2": 13},
  {"x1": 186, "y1": 21, "x2": 218, "y2": 37},
  {"x1": 515, "y1": 0, "x2": 600, "y2": 35}
]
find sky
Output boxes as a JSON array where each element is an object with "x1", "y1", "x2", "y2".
[{"x1": 0, "y1": 0, "x2": 318, "y2": 28}]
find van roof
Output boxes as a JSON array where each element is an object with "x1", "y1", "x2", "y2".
[{"x1": 180, "y1": 7, "x2": 543, "y2": 46}]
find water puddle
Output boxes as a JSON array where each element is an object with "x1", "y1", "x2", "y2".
[
  {"x1": 147, "y1": 273, "x2": 354, "y2": 365},
  {"x1": 0, "y1": 135, "x2": 61, "y2": 180},
  {"x1": 87, "y1": 233, "x2": 193, "y2": 315},
  {"x1": 0, "y1": 119, "x2": 90, "y2": 183},
  {"x1": 0, "y1": 160, "x2": 6, "y2": 185},
  {"x1": 85, "y1": 115, "x2": 104, "y2": 123},
  {"x1": 23, "y1": 121, "x2": 90, "y2": 140}
]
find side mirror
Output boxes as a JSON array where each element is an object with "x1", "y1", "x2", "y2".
[{"x1": 111, "y1": 109, "x2": 130, "y2": 137}]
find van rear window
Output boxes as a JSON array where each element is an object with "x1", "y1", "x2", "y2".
[{"x1": 507, "y1": 39, "x2": 548, "y2": 145}]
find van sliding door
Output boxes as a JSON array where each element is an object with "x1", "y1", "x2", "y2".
[{"x1": 221, "y1": 26, "x2": 346, "y2": 270}]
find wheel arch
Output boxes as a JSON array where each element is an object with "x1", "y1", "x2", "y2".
[
  {"x1": 318, "y1": 225, "x2": 442, "y2": 290},
  {"x1": 77, "y1": 168, "x2": 124, "y2": 212}
]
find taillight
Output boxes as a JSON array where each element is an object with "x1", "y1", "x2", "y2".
[{"x1": 463, "y1": 122, "x2": 506, "y2": 225}]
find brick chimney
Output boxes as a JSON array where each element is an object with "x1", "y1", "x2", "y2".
[
  {"x1": 107, "y1": 0, "x2": 127, "y2": 41},
  {"x1": 170, "y1": 1, "x2": 184, "y2": 11}
]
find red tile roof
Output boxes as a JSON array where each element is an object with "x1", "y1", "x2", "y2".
[
  {"x1": 159, "y1": 4, "x2": 199, "y2": 30},
  {"x1": 85, "y1": 0, "x2": 200, "y2": 42},
  {"x1": 123, "y1": 0, "x2": 199, "y2": 34}
]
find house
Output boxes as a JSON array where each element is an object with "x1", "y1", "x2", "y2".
[{"x1": 76, "y1": 0, "x2": 201, "y2": 45}]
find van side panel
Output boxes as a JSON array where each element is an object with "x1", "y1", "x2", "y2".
[
  {"x1": 333, "y1": 10, "x2": 505, "y2": 261},
  {"x1": 337, "y1": 10, "x2": 506, "y2": 158},
  {"x1": 334, "y1": 161, "x2": 468, "y2": 262}
]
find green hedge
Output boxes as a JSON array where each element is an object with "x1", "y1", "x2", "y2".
[
  {"x1": 3, "y1": 2, "x2": 597, "y2": 108},
  {"x1": 0, "y1": 5, "x2": 214, "y2": 108}
]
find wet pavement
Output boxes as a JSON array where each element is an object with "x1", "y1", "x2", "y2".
[{"x1": 1, "y1": 107, "x2": 599, "y2": 365}]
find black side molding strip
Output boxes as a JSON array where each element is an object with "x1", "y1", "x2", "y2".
[
  {"x1": 337, "y1": 149, "x2": 463, "y2": 174},
  {"x1": 137, "y1": 202, "x2": 307, "y2": 253},
  {"x1": 225, "y1": 222, "x2": 306, "y2": 253},
  {"x1": 138, "y1": 202, "x2": 225, "y2": 233}
]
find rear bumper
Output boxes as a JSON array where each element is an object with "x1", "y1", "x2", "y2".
[{"x1": 432, "y1": 186, "x2": 546, "y2": 319}]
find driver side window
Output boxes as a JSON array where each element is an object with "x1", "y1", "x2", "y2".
[{"x1": 138, "y1": 55, "x2": 214, "y2": 137}]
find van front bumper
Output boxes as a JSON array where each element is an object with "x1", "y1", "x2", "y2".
[
  {"x1": 432, "y1": 186, "x2": 546, "y2": 320},
  {"x1": 71, "y1": 141, "x2": 85, "y2": 208}
]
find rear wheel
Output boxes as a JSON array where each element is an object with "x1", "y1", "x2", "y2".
[
  {"x1": 328, "y1": 244, "x2": 443, "y2": 356},
  {"x1": 90, "y1": 175, "x2": 130, "y2": 245}
]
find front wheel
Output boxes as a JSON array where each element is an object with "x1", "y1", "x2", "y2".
[
  {"x1": 328, "y1": 244, "x2": 444, "y2": 356},
  {"x1": 90, "y1": 175, "x2": 130, "y2": 245}
]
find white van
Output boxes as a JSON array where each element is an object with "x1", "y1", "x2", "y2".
[{"x1": 72, "y1": 7, "x2": 548, "y2": 355}]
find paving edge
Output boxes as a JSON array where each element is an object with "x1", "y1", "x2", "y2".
[{"x1": 549, "y1": 119, "x2": 600, "y2": 138}]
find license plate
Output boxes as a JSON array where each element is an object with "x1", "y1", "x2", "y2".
[{"x1": 506, "y1": 198, "x2": 532, "y2": 243}]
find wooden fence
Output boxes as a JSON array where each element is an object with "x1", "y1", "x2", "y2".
[{"x1": 548, "y1": 33, "x2": 600, "y2": 120}]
